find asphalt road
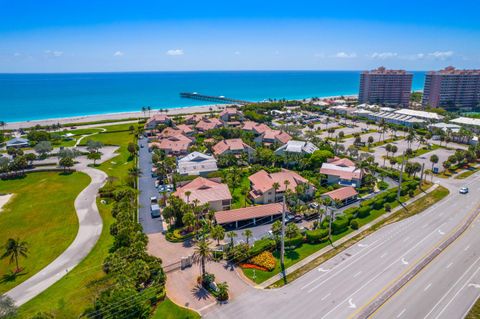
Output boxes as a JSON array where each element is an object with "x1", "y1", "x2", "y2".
[
  {"x1": 138, "y1": 137, "x2": 164, "y2": 234},
  {"x1": 204, "y1": 174, "x2": 480, "y2": 319}
]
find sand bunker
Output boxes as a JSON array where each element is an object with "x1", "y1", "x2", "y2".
[{"x1": 0, "y1": 194, "x2": 13, "y2": 213}]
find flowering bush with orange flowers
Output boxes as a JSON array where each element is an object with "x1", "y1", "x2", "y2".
[{"x1": 248, "y1": 251, "x2": 276, "y2": 271}]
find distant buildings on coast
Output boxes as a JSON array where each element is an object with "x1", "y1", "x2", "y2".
[{"x1": 358, "y1": 66, "x2": 480, "y2": 110}]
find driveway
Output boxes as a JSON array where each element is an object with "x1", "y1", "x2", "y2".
[{"x1": 138, "y1": 137, "x2": 164, "y2": 234}]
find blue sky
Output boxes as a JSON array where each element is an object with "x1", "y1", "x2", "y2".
[{"x1": 0, "y1": 0, "x2": 479, "y2": 73}]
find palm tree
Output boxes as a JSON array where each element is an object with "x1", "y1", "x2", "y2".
[
  {"x1": 1, "y1": 238, "x2": 29, "y2": 273},
  {"x1": 192, "y1": 237, "x2": 213, "y2": 280},
  {"x1": 429, "y1": 154, "x2": 439, "y2": 181},
  {"x1": 128, "y1": 167, "x2": 142, "y2": 189},
  {"x1": 141, "y1": 106, "x2": 147, "y2": 118},
  {"x1": 226, "y1": 231, "x2": 237, "y2": 247},
  {"x1": 242, "y1": 229, "x2": 253, "y2": 245},
  {"x1": 182, "y1": 212, "x2": 196, "y2": 232},
  {"x1": 185, "y1": 191, "x2": 191, "y2": 204},
  {"x1": 272, "y1": 182, "x2": 280, "y2": 203},
  {"x1": 216, "y1": 281, "x2": 229, "y2": 301}
]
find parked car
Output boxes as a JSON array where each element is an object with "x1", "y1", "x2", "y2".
[
  {"x1": 459, "y1": 187, "x2": 469, "y2": 194},
  {"x1": 150, "y1": 204, "x2": 161, "y2": 218},
  {"x1": 150, "y1": 196, "x2": 158, "y2": 204}
]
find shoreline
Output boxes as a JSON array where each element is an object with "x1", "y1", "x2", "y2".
[{"x1": 4, "y1": 94, "x2": 359, "y2": 130}]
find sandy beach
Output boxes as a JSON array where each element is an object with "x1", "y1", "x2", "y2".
[{"x1": 4, "y1": 104, "x2": 229, "y2": 130}]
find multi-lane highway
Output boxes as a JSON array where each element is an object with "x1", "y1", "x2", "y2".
[{"x1": 204, "y1": 174, "x2": 480, "y2": 319}]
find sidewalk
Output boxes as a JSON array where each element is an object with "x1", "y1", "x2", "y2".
[{"x1": 258, "y1": 184, "x2": 440, "y2": 288}]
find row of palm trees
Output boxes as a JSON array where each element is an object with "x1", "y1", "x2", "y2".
[{"x1": 140, "y1": 106, "x2": 171, "y2": 118}]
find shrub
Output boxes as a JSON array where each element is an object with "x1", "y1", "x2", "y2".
[
  {"x1": 249, "y1": 238, "x2": 276, "y2": 257},
  {"x1": 378, "y1": 181, "x2": 389, "y2": 190},
  {"x1": 305, "y1": 229, "x2": 329, "y2": 243},
  {"x1": 248, "y1": 251, "x2": 276, "y2": 271},
  {"x1": 373, "y1": 199, "x2": 384, "y2": 210},
  {"x1": 350, "y1": 219, "x2": 359, "y2": 230},
  {"x1": 357, "y1": 206, "x2": 371, "y2": 218},
  {"x1": 385, "y1": 203, "x2": 391, "y2": 212},
  {"x1": 344, "y1": 207, "x2": 359, "y2": 215},
  {"x1": 408, "y1": 190, "x2": 415, "y2": 197},
  {"x1": 360, "y1": 199, "x2": 374, "y2": 207},
  {"x1": 332, "y1": 217, "x2": 349, "y2": 234},
  {"x1": 284, "y1": 234, "x2": 304, "y2": 249},
  {"x1": 386, "y1": 192, "x2": 397, "y2": 202}
]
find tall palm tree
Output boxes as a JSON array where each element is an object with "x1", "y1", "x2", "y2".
[
  {"x1": 128, "y1": 167, "x2": 142, "y2": 189},
  {"x1": 1, "y1": 238, "x2": 29, "y2": 273},
  {"x1": 242, "y1": 229, "x2": 253, "y2": 245},
  {"x1": 192, "y1": 237, "x2": 213, "y2": 280},
  {"x1": 272, "y1": 182, "x2": 280, "y2": 203},
  {"x1": 185, "y1": 191, "x2": 192, "y2": 204},
  {"x1": 226, "y1": 231, "x2": 237, "y2": 247}
]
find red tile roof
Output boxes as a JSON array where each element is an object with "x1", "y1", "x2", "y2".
[
  {"x1": 323, "y1": 186, "x2": 358, "y2": 201},
  {"x1": 242, "y1": 121, "x2": 270, "y2": 134},
  {"x1": 174, "y1": 177, "x2": 232, "y2": 205},
  {"x1": 195, "y1": 118, "x2": 224, "y2": 131},
  {"x1": 212, "y1": 138, "x2": 252, "y2": 156},
  {"x1": 150, "y1": 134, "x2": 192, "y2": 153},
  {"x1": 215, "y1": 203, "x2": 283, "y2": 224},
  {"x1": 219, "y1": 107, "x2": 240, "y2": 117},
  {"x1": 249, "y1": 169, "x2": 310, "y2": 194}
]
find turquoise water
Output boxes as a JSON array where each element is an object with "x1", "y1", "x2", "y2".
[{"x1": 0, "y1": 71, "x2": 425, "y2": 122}]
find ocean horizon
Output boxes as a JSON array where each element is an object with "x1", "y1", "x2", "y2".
[{"x1": 0, "y1": 70, "x2": 426, "y2": 123}]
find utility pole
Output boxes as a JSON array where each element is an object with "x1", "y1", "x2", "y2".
[
  {"x1": 420, "y1": 163, "x2": 425, "y2": 184},
  {"x1": 280, "y1": 194, "x2": 286, "y2": 267},
  {"x1": 397, "y1": 152, "x2": 406, "y2": 201},
  {"x1": 328, "y1": 205, "x2": 333, "y2": 247}
]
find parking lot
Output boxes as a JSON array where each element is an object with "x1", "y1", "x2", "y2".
[{"x1": 138, "y1": 137, "x2": 165, "y2": 234}]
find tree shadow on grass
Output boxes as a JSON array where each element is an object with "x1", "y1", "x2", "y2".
[
  {"x1": 285, "y1": 249, "x2": 300, "y2": 261},
  {"x1": 59, "y1": 171, "x2": 74, "y2": 176},
  {"x1": 0, "y1": 270, "x2": 28, "y2": 284}
]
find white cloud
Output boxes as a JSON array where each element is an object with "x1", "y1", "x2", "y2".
[
  {"x1": 234, "y1": 51, "x2": 241, "y2": 55},
  {"x1": 113, "y1": 51, "x2": 125, "y2": 57},
  {"x1": 166, "y1": 49, "x2": 184, "y2": 56},
  {"x1": 428, "y1": 51, "x2": 454, "y2": 60},
  {"x1": 369, "y1": 52, "x2": 398, "y2": 59},
  {"x1": 44, "y1": 50, "x2": 63, "y2": 57},
  {"x1": 334, "y1": 52, "x2": 357, "y2": 58}
]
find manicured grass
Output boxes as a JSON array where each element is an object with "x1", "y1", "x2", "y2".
[
  {"x1": 243, "y1": 230, "x2": 353, "y2": 284},
  {"x1": 454, "y1": 165, "x2": 480, "y2": 179},
  {"x1": 391, "y1": 144, "x2": 440, "y2": 162},
  {"x1": 231, "y1": 175, "x2": 251, "y2": 209},
  {"x1": 152, "y1": 298, "x2": 200, "y2": 319},
  {"x1": 17, "y1": 199, "x2": 115, "y2": 318},
  {"x1": 466, "y1": 298, "x2": 480, "y2": 319},
  {"x1": 0, "y1": 172, "x2": 90, "y2": 294},
  {"x1": 80, "y1": 123, "x2": 139, "y2": 181}
]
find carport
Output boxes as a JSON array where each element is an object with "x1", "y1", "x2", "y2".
[{"x1": 215, "y1": 203, "x2": 284, "y2": 229}]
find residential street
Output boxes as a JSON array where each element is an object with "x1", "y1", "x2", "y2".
[{"x1": 204, "y1": 173, "x2": 480, "y2": 319}]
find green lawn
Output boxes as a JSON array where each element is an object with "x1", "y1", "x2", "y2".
[
  {"x1": 0, "y1": 172, "x2": 91, "y2": 294},
  {"x1": 18, "y1": 123, "x2": 138, "y2": 317},
  {"x1": 152, "y1": 298, "x2": 200, "y2": 319},
  {"x1": 391, "y1": 144, "x2": 440, "y2": 162},
  {"x1": 454, "y1": 165, "x2": 480, "y2": 179},
  {"x1": 17, "y1": 199, "x2": 115, "y2": 318},
  {"x1": 231, "y1": 175, "x2": 251, "y2": 209}
]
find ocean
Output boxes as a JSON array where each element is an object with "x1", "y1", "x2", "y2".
[{"x1": 0, "y1": 71, "x2": 426, "y2": 122}]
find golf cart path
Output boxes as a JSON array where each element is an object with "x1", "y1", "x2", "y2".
[{"x1": 4, "y1": 165, "x2": 108, "y2": 306}]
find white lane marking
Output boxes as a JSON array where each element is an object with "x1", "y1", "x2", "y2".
[
  {"x1": 468, "y1": 283, "x2": 480, "y2": 289},
  {"x1": 403, "y1": 236, "x2": 410, "y2": 242},
  {"x1": 380, "y1": 252, "x2": 388, "y2": 259},
  {"x1": 353, "y1": 271, "x2": 362, "y2": 278},
  {"x1": 319, "y1": 227, "x2": 442, "y2": 318},
  {"x1": 446, "y1": 262, "x2": 453, "y2": 269},
  {"x1": 321, "y1": 292, "x2": 331, "y2": 301},
  {"x1": 424, "y1": 256, "x2": 480, "y2": 319},
  {"x1": 438, "y1": 229, "x2": 445, "y2": 235},
  {"x1": 433, "y1": 267, "x2": 480, "y2": 319},
  {"x1": 301, "y1": 239, "x2": 381, "y2": 290},
  {"x1": 348, "y1": 298, "x2": 356, "y2": 309},
  {"x1": 358, "y1": 243, "x2": 368, "y2": 248},
  {"x1": 397, "y1": 308, "x2": 406, "y2": 318},
  {"x1": 318, "y1": 267, "x2": 329, "y2": 272},
  {"x1": 424, "y1": 283, "x2": 432, "y2": 291},
  {"x1": 401, "y1": 258, "x2": 409, "y2": 265},
  {"x1": 465, "y1": 244, "x2": 471, "y2": 251}
]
